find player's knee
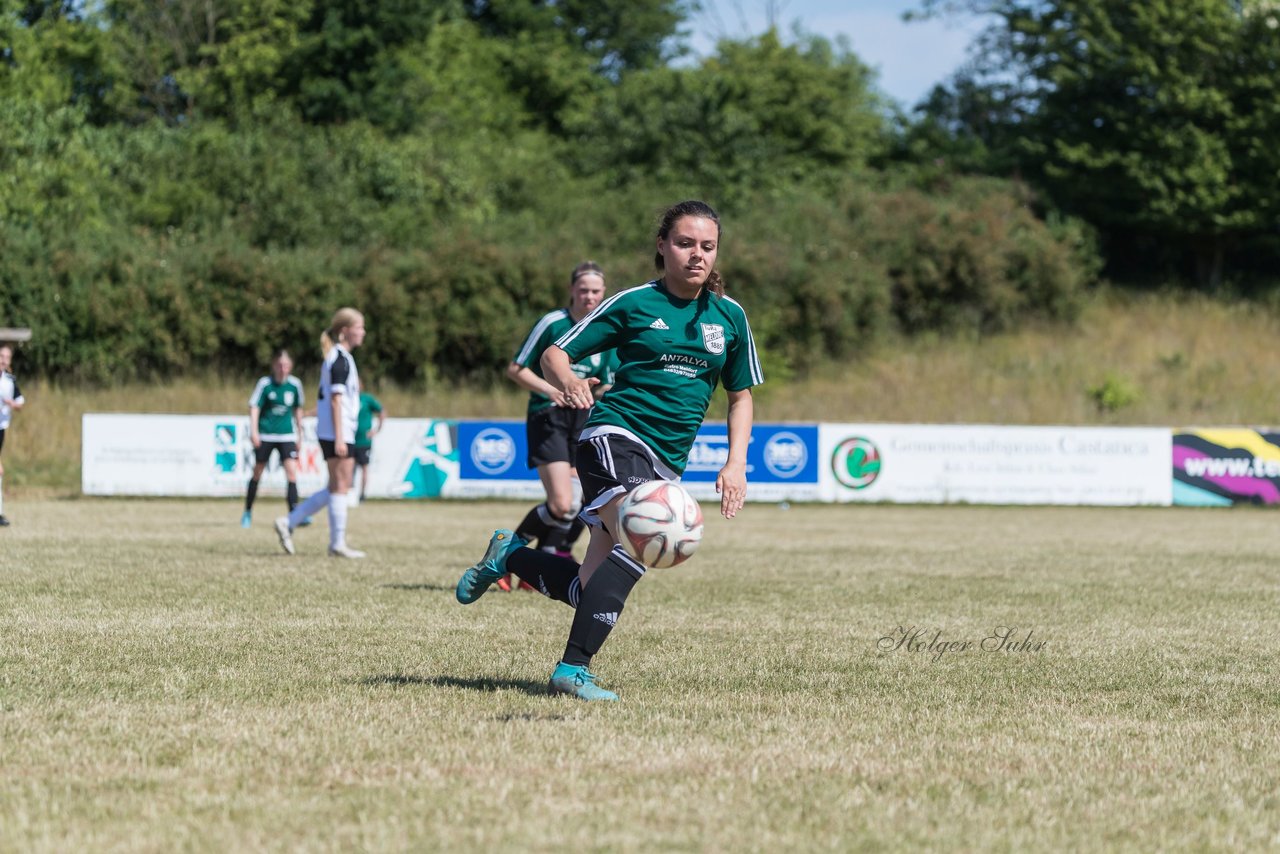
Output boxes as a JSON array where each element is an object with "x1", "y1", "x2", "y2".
[{"x1": 547, "y1": 496, "x2": 575, "y2": 521}]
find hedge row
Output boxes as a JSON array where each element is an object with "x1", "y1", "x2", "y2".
[{"x1": 1, "y1": 177, "x2": 1097, "y2": 384}]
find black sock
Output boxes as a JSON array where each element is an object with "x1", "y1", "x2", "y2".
[
  {"x1": 515, "y1": 503, "x2": 553, "y2": 549},
  {"x1": 565, "y1": 518, "x2": 586, "y2": 548},
  {"x1": 286, "y1": 481, "x2": 299, "y2": 513},
  {"x1": 540, "y1": 520, "x2": 574, "y2": 552},
  {"x1": 507, "y1": 547, "x2": 581, "y2": 607},
  {"x1": 245, "y1": 479, "x2": 260, "y2": 512},
  {"x1": 561, "y1": 545, "x2": 644, "y2": 667}
]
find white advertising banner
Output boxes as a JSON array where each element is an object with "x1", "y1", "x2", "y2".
[
  {"x1": 83, "y1": 415, "x2": 1173, "y2": 507},
  {"x1": 819, "y1": 424, "x2": 1173, "y2": 506},
  {"x1": 82, "y1": 414, "x2": 462, "y2": 499}
]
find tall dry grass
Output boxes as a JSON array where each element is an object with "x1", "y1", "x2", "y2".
[
  {"x1": 751, "y1": 290, "x2": 1280, "y2": 426},
  {"x1": 8, "y1": 290, "x2": 1280, "y2": 494}
]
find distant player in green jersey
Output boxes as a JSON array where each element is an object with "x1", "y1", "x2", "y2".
[
  {"x1": 500, "y1": 261, "x2": 618, "y2": 591},
  {"x1": 242, "y1": 349, "x2": 304, "y2": 528},
  {"x1": 456, "y1": 200, "x2": 763, "y2": 701},
  {"x1": 352, "y1": 391, "x2": 384, "y2": 503}
]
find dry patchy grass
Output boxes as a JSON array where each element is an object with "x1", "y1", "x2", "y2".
[{"x1": 1, "y1": 499, "x2": 1278, "y2": 851}]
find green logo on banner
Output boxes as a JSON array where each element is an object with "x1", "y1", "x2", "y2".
[
  {"x1": 214, "y1": 423, "x2": 238, "y2": 474},
  {"x1": 832, "y1": 437, "x2": 881, "y2": 489},
  {"x1": 401, "y1": 420, "x2": 458, "y2": 498}
]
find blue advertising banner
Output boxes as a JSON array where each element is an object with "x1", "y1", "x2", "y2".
[
  {"x1": 683, "y1": 424, "x2": 819, "y2": 484},
  {"x1": 451, "y1": 419, "x2": 819, "y2": 502},
  {"x1": 457, "y1": 420, "x2": 538, "y2": 481}
]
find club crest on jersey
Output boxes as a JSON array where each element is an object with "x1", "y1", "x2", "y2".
[{"x1": 701, "y1": 323, "x2": 725, "y2": 355}]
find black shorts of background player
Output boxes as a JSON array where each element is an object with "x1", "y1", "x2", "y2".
[
  {"x1": 500, "y1": 262, "x2": 618, "y2": 588},
  {"x1": 242, "y1": 349, "x2": 304, "y2": 528},
  {"x1": 456, "y1": 201, "x2": 763, "y2": 701},
  {"x1": 352, "y1": 391, "x2": 383, "y2": 503}
]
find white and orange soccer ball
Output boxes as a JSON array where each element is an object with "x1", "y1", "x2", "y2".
[{"x1": 616, "y1": 480, "x2": 704, "y2": 568}]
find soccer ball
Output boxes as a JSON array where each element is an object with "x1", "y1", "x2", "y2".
[{"x1": 617, "y1": 480, "x2": 704, "y2": 568}]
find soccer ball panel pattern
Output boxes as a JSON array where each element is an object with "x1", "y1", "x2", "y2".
[{"x1": 617, "y1": 481, "x2": 704, "y2": 568}]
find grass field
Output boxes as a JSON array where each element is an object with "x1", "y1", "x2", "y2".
[{"x1": 2, "y1": 498, "x2": 1278, "y2": 851}]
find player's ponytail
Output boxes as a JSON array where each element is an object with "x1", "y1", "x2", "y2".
[
  {"x1": 705, "y1": 270, "x2": 725, "y2": 298},
  {"x1": 654, "y1": 200, "x2": 725, "y2": 298},
  {"x1": 321, "y1": 307, "x2": 363, "y2": 356}
]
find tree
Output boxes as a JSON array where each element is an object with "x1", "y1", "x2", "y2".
[
  {"x1": 463, "y1": 0, "x2": 691, "y2": 75},
  {"x1": 562, "y1": 29, "x2": 886, "y2": 199},
  {"x1": 914, "y1": 0, "x2": 1280, "y2": 287}
]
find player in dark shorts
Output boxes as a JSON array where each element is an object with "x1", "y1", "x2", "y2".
[
  {"x1": 456, "y1": 201, "x2": 763, "y2": 701},
  {"x1": 499, "y1": 261, "x2": 618, "y2": 590},
  {"x1": 0, "y1": 343, "x2": 26, "y2": 527},
  {"x1": 243, "y1": 349, "x2": 305, "y2": 528},
  {"x1": 352, "y1": 391, "x2": 384, "y2": 502}
]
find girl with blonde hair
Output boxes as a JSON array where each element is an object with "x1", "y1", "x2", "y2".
[{"x1": 275, "y1": 308, "x2": 368, "y2": 558}]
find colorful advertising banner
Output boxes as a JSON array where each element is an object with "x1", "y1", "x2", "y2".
[
  {"x1": 819, "y1": 424, "x2": 1172, "y2": 506},
  {"x1": 82, "y1": 414, "x2": 461, "y2": 499},
  {"x1": 87, "y1": 416, "x2": 1178, "y2": 507},
  {"x1": 1172, "y1": 429, "x2": 1280, "y2": 506},
  {"x1": 82, "y1": 415, "x2": 821, "y2": 502}
]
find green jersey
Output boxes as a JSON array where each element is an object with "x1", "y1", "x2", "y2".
[
  {"x1": 555, "y1": 280, "x2": 763, "y2": 474},
  {"x1": 354, "y1": 392, "x2": 383, "y2": 447},
  {"x1": 514, "y1": 308, "x2": 619, "y2": 416},
  {"x1": 250, "y1": 376, "x2": 304, "y2": 441}
]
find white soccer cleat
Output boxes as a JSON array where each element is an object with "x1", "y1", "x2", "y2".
[
  {"x1": 274, "y1": 517, "x2": 295, "y2": 555},
  {"x1": 328, "y1": 544, "x2": 367, "y2": 559}
]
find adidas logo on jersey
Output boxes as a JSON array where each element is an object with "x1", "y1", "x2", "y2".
[
  {"x1": 649, "y1": 318, "x2": 669, "y2": 330},
  {"x1": 593, "y1": 611, "x2": 619, "y2": 626}
]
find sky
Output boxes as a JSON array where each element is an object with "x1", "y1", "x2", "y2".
[{"x1": 685, "y1": 0, "x2": 991, "y2": 108}]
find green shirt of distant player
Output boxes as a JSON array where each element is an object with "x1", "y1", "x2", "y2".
[
  {"x1": 354, "y1": 392, "x2": 383, "y2": 448},
  {"x1": 250, "y1": 376, "x2": 304, "y2": 441},
  {"x1": 555, "y1": 280, "x2": 763, "y2": 474},
  {"x1": 514, "y1": 309, "x2": 619, "y2": 416}
]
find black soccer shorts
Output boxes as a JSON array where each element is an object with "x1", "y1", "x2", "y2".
[
  {"x1": 526, "y1": 406, "x2": 590, "y2": 469},
  {"x1": 254, "y1": 441, "x2": 298, "y2": 465},
  {"x1": 576, "y1": 432, "x2": 674, "y2": 524}
]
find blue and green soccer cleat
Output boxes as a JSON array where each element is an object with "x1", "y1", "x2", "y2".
[
  {"x1": 240, "y1": 511, "x2": 252, "y2": 528},
  {"x1": 455, "y1": 530, "x2": 526, "y2": 604},
  {"x1": 548, "y1": 662, "x2": 619, "y2": 702}
]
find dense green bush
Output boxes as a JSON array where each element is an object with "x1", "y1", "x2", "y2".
[
  {"x1": 0, "y1": 5, "x2": 1104, "y2": 387},
  {"x1": 0, "y1": 175, "x2": 1095, "y2": 384},
  {"x1": 857, "y1": 178, "x2": 1094, "y2": 334}
]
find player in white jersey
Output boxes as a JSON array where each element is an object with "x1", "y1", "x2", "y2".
[
  {"x1": 274, "y1": 308, "x2": 367, "y2": 558},
  {"x1": 0, "y1": 344, "x2": 25, "y2": 527}
]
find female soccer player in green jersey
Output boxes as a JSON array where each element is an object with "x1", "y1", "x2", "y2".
[
  {"x1": 242, "y1": 349, "x2": 305, "y2": 528},
  {"x1": 501, "y1": 261, "x2": 618, "y2": 590},
  {"x1": 456, "y1": 201, "x2": 763, "y2": 701}
]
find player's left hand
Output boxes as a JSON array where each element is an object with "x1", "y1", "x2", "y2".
[{"x1": 715, "y1": 461, "x2": 747, "y2": 519}]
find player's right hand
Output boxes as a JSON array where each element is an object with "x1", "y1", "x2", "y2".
[
  {"x1": 561, "y1": 377, "x2": 600, "y2": 409},
  {"x1": 251, "y1": 435, "x2": 261, "y2": 448}
]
